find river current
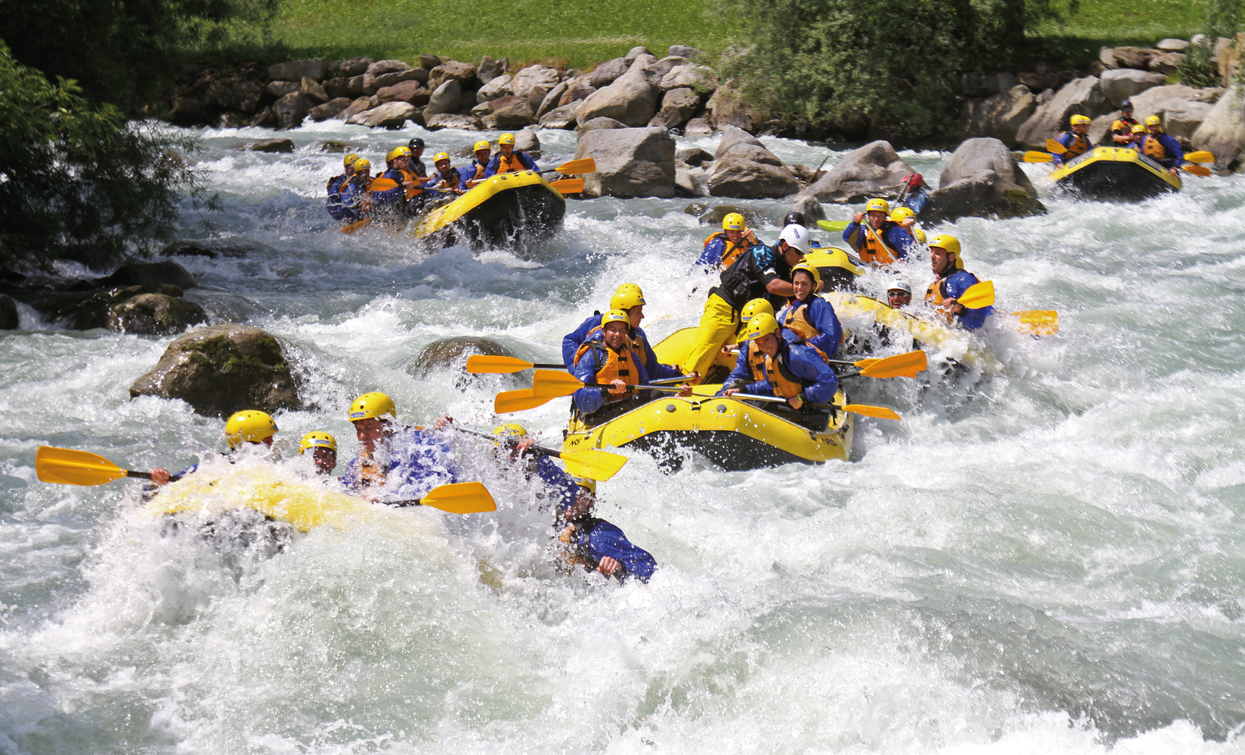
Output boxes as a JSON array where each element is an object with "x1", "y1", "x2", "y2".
[{"x1": 1, "y1": 122, "x2": 1244, "y2": 754}]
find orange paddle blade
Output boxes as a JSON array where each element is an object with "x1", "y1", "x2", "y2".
[
  {"x1": 494, "y1": 389, "x2": 551, "y2": 413},
  {"x1": 36, "y1": 446, "x2": 128, "y2": 486},
  {"x1": 958, "y1": 280, "x2": 995, "y2": 310},
  {"x1": 550, "y1": 178, "x2": 585, "y2": 194},
  {"x1": 553, "y1": 157, "x2": 595, "y2": 175},
  {"x1": 860, "y1": 350, "x2": 927, "y2": 378},
  {"x1": 467, "y1": 355, "x2": 534, "y2": 374},
  {"x1": 844, "y1": 404, "x2": 902, "y2": 421},
  {"x1": 532, "y1": 369, "x2": 584, "y2": 398}
]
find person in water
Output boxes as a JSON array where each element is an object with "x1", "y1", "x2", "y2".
[
  {"x1": 775, "y1": 262, "x2": 843, "y2": 357},
  {"x1": 491, "y1": 423, "x2": 582, "y2": 512},
  {"x1": 299, "y1": 431, "x2": 338, "y2": 476},
  {"x1": 696, "y1": 212, "x2": 760, "y2": 271},
  {"x1": 555, "y1": 478, "x2": 657, "y2": 584},
  {"x1": 681, "y1": 223, "x2": 810, "y2": 384},
  {"x1": 1052, "y1": 114, "x2": 1092, "y2": 165},
  {"x1": 341, "y1": 392, "x2": 456, "y2": 501},
  {"x1": 571, "y1": 310, "x2": 689, "y2": 418},
  {"x1": 147, "y1": 410, "x2": 279, "y2": 492},
  {"x1": 460, "y1": 140, "x2": 492, "y2": 189},
  {"x1": 483, "y1": 133, "x2": 538, "y2": 177},
  {"x1": 897, "y1": 173, "x2": 930, "y2": 216},
  {"x1": 719, "y1": 312, "x2": 840, "y2": 429},
  {"x1": 561, "y1": 283, "x2": 683, "y2": 381},
  {"x1": 326, "y1": 153, "x2": 359, "y2": 221},
  {"x1": 339, "y1": 158, "x2": 373, "y2": 223},
  {"x1": 926, "y1": 234, "x2": 991, "y2": 330},
  {"x1": 1135, "y1": 115, "x2": 1185, "y2": 176},
  {"x1": 428, "y1": 152, "x2": 465, "y2": 196},
  {"x1": 887, "y1": 280, "x2": 913, "y2": 309},
  {"x1": 842, "y1": 198, "x2": 914, "y2": 265}
]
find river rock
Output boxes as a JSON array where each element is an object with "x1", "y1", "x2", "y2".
[
  {"x1": 160, "y1": 241, "x2": 253, "y2": 259},
  {"x1": 1015, "y1": 76, "x2": 1112, "y2": 149},
  {"x1": 101, "y1": 261, "x2": 197, "y2": 290},
  {"x1": 1099, "y1": 69, "x2": 1168, "y2": 106},
  {"x1": 338, "y1": 96, "x2": 372, "y2": 121},
  {"x1": 660, "y1": 63, "x2": 718, "y2": 94},
  {"x1": 536, "y1": 82, "x2": 568, "y2": 119},
  {"x1": 577, "y1": 55, "x2": 660, "y2": 127},
  {"x1": 573, "y1": 126, "x2": 675, "y2": 198},
  {"x1": 300, "y1": 77, "x2": 330, "y2": 104},
  {"x1": 338, "y1": 57, "x2": 373, "y2": 77},
  {"x1": 420, "y1": 54, "x2": 442, "y2": 70},
  {"x1": 424, "y1": 80, "x2": 462, "y2": 117},
  {"x1": 674, "y1": 164, "x2": 704, "y2": 197},
  {"x1": 405, "y1": 336, "x2": 514, "y2": 380},
  {"x1": 1100, "y1": 46, "x2": 1157, "y2": 70},
  {"x1": 652, "y1": 56, "x2": 686, "y2": 82},
  {"x1": 624, "y1": 46, "x2": 651, "y2": 65},
  {"x1": 374, "y1": 69, "x2": 427, "y2": 93},
  {"x1": 577, "y1": 117, "x2": 627, "y2": 136},
  {"x1": 325, "y1": 75, "x2": 365, "y2": 99},
  {"x1": 170, "y1": 95, "x2": 205, "y2": 124},
  {"x1": 789, "y1": 195, "x2": 827, "y2": 224},
  {"x1": 272, "y1": 93, "x2": 311, "y2": 129},
  {"x1": 1157, "y1": 38, "x2": 1189, "y2": 52},
  {"x1": 477, "y1": 55, "x2": 505, "y2": 84},
  {"x1": 650, "y1": 87, "x2": 700, "y2": 130},
  {"x1": 267, "y1": 81, "x2": 299, "y2": 98},
  {"x1": 32, "y1": 285, "x2": 178, "y2": 329},
  {"x1": 960, "y1": 85, "x2": 1037, "y2": 147},
  {"x1": 588, "y1": 58, "x2": 628, "y2": 88},
  {"x1": 538, "y1": 103, "x2": 581, "y2": 129},
  {"x1": 677, "y1": 147, "x2": 713, "y2": 167},
  {"x1": 1164, "y1": 101, "x2": 1214, "y2": 140},
  {"x1": 1192, "y1": 82, "x2": 1245, "y2": 169},
  {"x1": 798, "y1": 140, "x2": 913, "y2": 203},
  {"x1": 269, "y1": 59, "x2": 326, "y2": 82},
  {"x1": 249, "y1": 138, "x2": 295, "y2": 153},
  {"x1": 690, "y1": 204, "x2": 765, "y2": 228},
  {"x1": 514, "y1": 130, "x2": 540, "y2": 156},
  {"x1": 347, "y1": 102, "x2": 416, "y2": 128},
  {"x1": 560, "y1": 75, "x2": 597, "y2": 106},
  {"x1": 428, "y1": 60, "x2": 477, "y2": 92},
  {"x1": 108, "y1": 293, "x2": 207, "y2": 336},
  {"x1": 214, "y1": 113, "x2": 243, "y2": 129},
  {"x1": 669, "y1": 44, "x2": 703, "y2": 60},
  {"x1": 203, "y1": 78, "x2": 264, "y2": 114},
  {"x1": 684, "y1": 117, "x2": 714, "y2": 137},
  {"x1": 1149, "y1": 52, "x2": 1185, "y2": 75},
  {"x1": 129, "y1": 324, "x2": 302, "y2": 418},
  {"x1": 706, "y1": 80, "x2": 768, "y2": 133},
  {"x1": 482, "y1": 95, "x2": 536, "y2": 129},
  {"x1": 376, "y1": 80, "x2": 429, "y2": 107},
  {"x1": 308, "y1": 98, "x2": 351, "y2": 122},
  {"x1": 249, "y1": 108, "x2": 276, "y2": 128},
  {"x1": 706, "y1": 126, "x2": 798, "y2": 198},
  {"x1": 424, "y1": 113, "x2": 484, "y2": 131},
  {"x1": 925, "y1": 138, "x2": 1044, "y2": 223},
  {"x1": 476, "y1": 74, "x2": 513, "y2": 102},
  {"x1": 511, "y1": 65, "x2": 560, "y2": 103},
  {"x1": 0, "y1": 294, "x2": 19, "y2": 329}
]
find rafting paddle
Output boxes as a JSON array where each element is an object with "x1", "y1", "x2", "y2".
[
  {"x1": 1014, "y1": 310, "x2": 1059, "y2": 335},
  {"x1": 816, "y1": 220, "x2": 849, "y2": 232},
  {"x1": 1181, "y1": 164, "x2": 1212, "y2": 177},
  {"x1": 540, "y1": 157, "x2": 596, "y2": 176},
  {"x1": 494, "y1": 389, "x2": 551, "y2": 413},
  {"x1": 385, "y1": 482, "x2": 497, "y2": 513},
  {"x1": 531, "y1": 369, "x2": 689, "y2": 399},
  {"x1": 451, "y1": 426, "x2": 628, "y2": 481},
  {"x1": 36, "y1": 446, "x2": 183, "y2": 486},
  {"x1": 733, "y1": 393, "x2": 902, "y2": 420},
  {"x1": 956, "y1": 280, "x2": 995, "y2": 309},
  {"x1": 550, "y1": 178, "x2": 585, "y2": 194},
  {"x1": 1184, "y1": 150, "x2": 1214, "y2": 163},
  {"x1": 1023, "y1": 151, "x2": 1055, "y2": 163},
  {"x1": 1045, "y1": 139, "x2": 1067, "y2": 155},
  {"x1": 467, "y1": 355, "x2": 566, "y2": 374},
  {"x1": 857, "y1": 349, "x2": 928, "y2": 378}
]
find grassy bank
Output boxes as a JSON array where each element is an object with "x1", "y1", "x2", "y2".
[
  {"x1": 270, "y1": 0, "x2": 738, "y2": 69},
  {"x1": 1028, "y1": 0, "x2": 1208, "y2": 65}
]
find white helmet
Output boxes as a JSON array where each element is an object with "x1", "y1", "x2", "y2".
[
  {"x1": 778, "y1": 224, "x2": 810, "y2": 254},
  {"x1": 887, "y1": 280, "x2": 912, "y2": 295}
]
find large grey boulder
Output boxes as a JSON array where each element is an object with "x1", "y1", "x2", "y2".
[
  {"x1": 1015, "y1": 76, "x2": 1113, "y2": 149},
  {"x1": 624, "y1": 46, "x2": 651, "y2": 65},
  {"x1": 1192, "y1": 82, "x2": 1245, "y2": 169},
  {"x1": 266, "y1": 81, "x2": 299, "y2": 99},
  {"x1": 481, "y1": 95, "x2": 537, "y2": 129},
  {"x1": 706, "y1": 80, "x2": 768, "y2": 133},
  {"x1": 324, "y1": 75, "x2": 365, "y2": 100},
  {"x1": 424, "y1": 113, "x2": 484, "y2": 131},
  {"x1": 798, "y1": 140, "x2": 914, "y2": 203},
  {"x1": 99, "y1": 261, "x2": 197, "y2": 290},
  {"x1": 424, "y1": 80, "x2": 462, "y2": 116},
  {"x1": 588, "y1": 58, "x2": 629, "y2": 88},
  {"x1": 428, "y1": 60, "x2": 477, "y2": 92},
  {"x1": 477, "y1": 55, "x2": 506, "y2": 84},
  {"x1": 129, "y1": 324, "x2": 302, "y2": 418},
  {"x1": 202, "y1": 78, "x2": 264, "y2": 114},
  {"x1": 660, "y1": 63, "x2": 718, "y2": 93},
  {"x1": 347, "y1": 102, "x2": 416, "y2": 128},
  {"x1": 300, "y1": 77, "x2": 329, "y2": 104},
  {"x1": 337, "y1": 96, "x2": 373, "y2": 121},
  {"x1": 272, "y1": 93, "x2": 311, "y2": 129},
  {"x1": 511, "y1": 64, "x2": 560, "y2": 105},
  {"x1": 650, "y1": 87, "x2": 700, "y2": 130},
  {"x1": 539, "y1": 103, "x2": 581, "y2": 129},
  {"x1": 109, "y1": 294, "x2": 207, "y2": 336},
  {"x1": 1099, "y1": 69, "x2": 1168, "y2": 106},
  {"x1": 706, "y1": 126, "x2": 798, "y2": 198},
  {"x1": 1164, "y1": 101, "x2": 1215, "y2": 140},
  {"x1": 960, "y1": 85, "x2": 1037, "y2": 147},
  {"x1": 476, "y1": 74, "x2": 513, "y2": 103},
  {"x1": 652, "y1": 56, "x2": 687, "y2": 82},
  {"x1": 536, "y1": 81, "x2": 568, "y2": 119},
  {"x1": 1157, "y1": 38, "x2": 1190, "y2": 52},
  {"x1": 1150, "y1": 52, "x2": 1185, "y2": 75},
  {"x1": 376, "y1": 80, "x2": 429, "y2": 107},
  {"x1": 559, "y1": 75, "x2": 597, "y2": 107},
  {"x1": 363, "y1": 60, "x2": 413, "y2": 94},
  {"x1": 925, "y1": 138, "x2": 1044, "y2": 223},
  {"x1": 789, "y1": 195, "x2": 827, "y2": 223},
  {"x1": 669, "y1": 44, "x2": 703, "y2": 60},
  {"x1": 576, "y1": 55, "x2": 660, "y2": 126},
  {"x1": 1100, "y1": 46, "x2": 1157, "y2": 70},
  {"x1": 269, "y1": 59, "x2": 327, "y2": 82},
  {"x1": 338, "y1": 57, "x2": 373, "y2": 77},
  {"x1": 573, "y1": 126, "x2": 676, "y2": 198}
]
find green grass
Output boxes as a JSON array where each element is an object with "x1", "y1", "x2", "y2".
[
  {"x1": 269, "y1": 0, "x2": 739, "y2": 70},
  {"x1": 1028, "y1": 0, "x2": 1208, "y2": 65}
]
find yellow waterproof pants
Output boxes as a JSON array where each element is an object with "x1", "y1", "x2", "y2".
[{"x1": 682, "y1": 293, "x2": 739, "y2": 384}]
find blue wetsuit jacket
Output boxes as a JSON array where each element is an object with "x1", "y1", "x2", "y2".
[
  {"x1": 339, "y1": 178, "x2": 371, "y2": 222},
  {"x1": 562, "y1": 314, "x2": 661, "y2": 371},
  {"x1": 841, "y1": 221, "x2": 916, "y2": 260},
  {"x1": 931, "y1": 270, "x2": 993, "y2": 330},
  {"x1": 326, "y1": 174, "x2": 348, "y2": 220},
  {"x1": 483, "y1": 150, "x2": 538, "y2": 178},
  {"x1": 776, "y1": 295, "x2": 843, "y2": 357},
  {"x1": 734, "y1": 340, "x2": 840, "y2": 405},
  {"x1": 564, "y1": 517, "x2": 657, "y2": 583},
  {"x1": 1135, "y1": 133, "x2": 1185, "y2": 169},
  {"x1": 341, "y1": 426, "x2": 457, "y2": 500},
  {"x1": 571, "y1": 338, "x2": 682, "y2": 414}
]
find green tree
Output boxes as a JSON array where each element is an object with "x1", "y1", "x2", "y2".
[
  {"x1": 720, "y1": 0, "x2": 1043, "y2": 140},
  {"x1": 0, "y1": 44, "x2": 213, "y2": 270}
]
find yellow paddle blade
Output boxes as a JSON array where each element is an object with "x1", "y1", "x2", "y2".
[
  {"x1": 340, "y1": 219, "x2": 370, "y2": 234},
  {"x1": 1181, "y1": 164, "x2": 1211, "y2": 177},
  {"x1": 369, "y1": 177, "x2": 399, "y2": 192},
  {"x1": 1023, "y1": 151, "x2": 1055, "y2": 163},
  {"x1": 559, "y1": 449, "x2": 628, "y2": 481},
  {"x1": 419, "y1": 482, "x2": 496, "y2": 514},
  {"x1": 1185, "y1": 150, "x2": 1214, "y2": 164},
  {"x1": 494, "y1": 389, "x2": 550, "y2": 414},
  {"x1": 1045, "y1": 138, "x2": 1067, "y2": 155},
  {"x1": 554, "y1": 157, "x2": 596, "y2": 175},
  {"x1": 550, "y1": 178, "x2": 585, "y2": 194},
  {"x1": 817, "y1": 220, "x2": 849, "y2": 232},
  {"x1": 1014, "y1": 310, "x2": 1059, "y2": 336},
  {"x1": 532, "y1": 369, "x2": 584, "y2": 398},
  {"x1": 466, "y1": 355, "x2": 534, "y2": 374},
  {"x1": 36, "y1": 446, "x2": 128, "y2": 486},
  {"x1": 860, "y1": 349, "x2": 927, "y2": 378},
  {"x1": 958, "y1": 280, "x2": 995, "y2": 309},
  {"x1": 843, "y1": 404, "x2": 902, "y2": 421}
]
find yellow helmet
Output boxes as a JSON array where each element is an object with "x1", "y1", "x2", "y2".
[
  {"x1": 722, "y1": 212, "x2": 746, "y2": 231},
  {"x1": 1145, "y1": 114, "x2": 1162, "y2": 128},
  {"x1": 299, "y1": 431, "x2": 338, "y2": 455},
  {"x1": 610, "y1": 283, "x2": 645, "y2": 311},
  {"x1": 353, "y1": 158, "x2": 371, "y2": 171},
  {"x1": 225, "y1": 410, "x2": 278, "y2": 449},
  {"x1": 344, "y1": 153, "x2": 360, "y2": 168},
  {"x1": 349, "y1": 392, "x2": 396, "y2": 422},
  {"x1": 600, "y1": 309, "x2": 630, "y2": 328},
  {"x1": 739, "y1": 298, "x2": 774, "y2": 323},
  {"x1": 498, "y1": 133, "x2": 516, "y2": 145},
  {"x1": 387, "y1": 146, "x2": 412, "y2": 162},
  {"x1": 865, "y1": 198, "x2": 889, "y2": 214},
  {"x1": 929, "y1": 234, "x2": 965, "y2": 269},
  {"x1": 433, "y1": 152, "x2": 450, "y2": 163},
  {"x1": 741, "y1": 312, "x2": 779, "y2": 342},
  {"x1": 493, "y1": 423, "x2": 528, "y2": 444},
  {"x1": 1070, "y1": 114, "x2": 1092, "y2": 126},
  {"x1": 913, "y1": 228, "x2": 927, "y2": 243},
  {"x1": 890, "y1": 206, "x2": 915, "y2": 224},
  {"x1": 1131, "y1": 123, "x2": 1146, "y2": 134},
  {"x1": 790, "y1": 261, "x2": 821, "y2": 289},
  {"x1": 473, "y1": 140, "x2": 491, "y2": 152}
]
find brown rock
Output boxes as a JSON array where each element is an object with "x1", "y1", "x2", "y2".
[
  {"x1": 428, "y1": 60, "x2": 478, "y2": 92},
  {"x1": 249, "y1": 138, "x2": 295, "y2": 153},
  {"x1": 377, "y1": 80, "x2": 429, "y2": 107},
  {"x1": 310, "y1": 98, "x2": 352, "y2": 121},
  {"x1": 108, "y1": 293, "x2": 207, "y2": 335},
  {"x1": 300, "y1": 77, "x2": 330, "y2": 104}
]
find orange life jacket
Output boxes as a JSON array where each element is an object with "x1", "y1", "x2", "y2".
[
  {"x1": 573, "y1": 342, "x2": 639, "y2": 395},
  {"x1": 745, "y1": 340, "x2": 767, "y2": 383},
  {"x1": 1063, "y1": 132, "x2": 1090, "y2": 158},
  {"x1": 467, "y1": 160, "x2": 488, "y2": 187},
  {"x1": 858, "y1": 223, "x2": 899, "y2": 266},
  {"x1": 703, "y1": 231, "x2": 754, "y2": 271},
  {"x1": 582, "y1": 324, "x2": 649, "y2": 368},
  {"x1": 399, "y1": 168, "x2": 422, "y2": 199},
  {"x1": 1142, "y1": 134, "x2": 1167, "y2": 160},
  {"x1": 764, "y1": 342, "x2": 831, "y2": 399},
  {"x1": 495, "y1": 152, "x2": 526, "y2": 174},
  {"x1": 781, "y1": 301, "x2": 819, "y2": 343}
]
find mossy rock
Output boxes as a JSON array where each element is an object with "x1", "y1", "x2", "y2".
[
  {"x1": 405, "y1": 336, "x2": 519, "y2": 390},
  {"x1": 109, "y1": 293, "x2": 208, "y2": 335},
  {"x1": 31, "y1": 284, "x2": 185, "y2": 330},
  {"x1": 129, "y1": 324, "x2": 303, "y2": 418}
]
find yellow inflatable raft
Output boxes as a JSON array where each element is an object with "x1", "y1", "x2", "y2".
[
  {"x1": 412, "y1": 169, "x2": 566, "y2": 251},
  {"x1": 1049, "y1": 147, "x2": 1181, "y2": 200}
]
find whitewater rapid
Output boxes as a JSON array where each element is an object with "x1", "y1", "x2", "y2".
[{"x1": 1, "y1": 121, "x2": 1244, "y2": 754}]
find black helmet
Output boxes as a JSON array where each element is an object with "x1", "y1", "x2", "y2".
[
  {"x1": 1120, "y1": 99, "x2": 1133, "y2": 110},
  {"x1": 408, "y1": 137, "x2": 425, "y2": 151},
  {"x1": 782, "y1": 211, "x2": 806, "y2": 227}
]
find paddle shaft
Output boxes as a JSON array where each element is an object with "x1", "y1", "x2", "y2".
[
  {"x1": 734, "y1": 392, "x2": 839, "y2": 412},
  {"x1": 452, "y1": 426, "x2": 565, "y2": 460}
]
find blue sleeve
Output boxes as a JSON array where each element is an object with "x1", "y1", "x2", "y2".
[
  {"x1": 717, "y1": 346, "x2": 754, "y2": 392},
  {"x1": 586, "y1": 521, "x2": 657, "y2": 583},
  {"x1": 141, "y1": 463, "x2": 198, "y2": 501},
  {"x1": 789, "y1": 347, "x2": 840, "y2": 405},
  {"x1": 842, "y1": 221, "x2": 863, "y2": 251},
  {"x1": 340, "y1": 183, "x2": 366, "y2": 221},
  {"x1": 883, "y1": 226, "x2": 915, "y2": 261},
  {"x1": 326, "y1": 176, "x2": 345, "y2": 220},
  {"x1": 1162, "y1": 135, "x2": 1184, "y2": 164},
  {"x1": 535, "y1": 455, "x2": 579, "y2": 510},
  {"x1": 1053, "y1": 132, "x2": 1075, "y2": 164},
  {"x1": 643, "y1": 351, "x2": 683, "y2": 382},
  {"x1": 697, "y1": 236, "x2": 725, "y2": 268},
  {"x1": 902, "y1": 190, "x2": 929, "y2": 216},
  {"x1": 387, "y1": 428, "x2": 458, "y2": 499},
  {"x1": 945, "y1": 272, "x2": 992, "y2": 330},
  {"x1": 520, "y1": 151, "x2": 538, "y2": 171},
  {"x1": 572, "y1": 349, "x2": 608, "y2": 414},
  {"x1": 562, "y1": 314, "x2": 601, "y2": 369},
  {"x1": 807, "y1": 298, "x2": 843, "y2": 357},
  {"x1": 371, "y1": 172, "x2": 404, "y2": 206},
  {"x1": 482, "y1": 156, "x2": 500, "y2": 179},
  {"x1": 457, "y1": 166, "x2": 475, "y2": 189}
]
